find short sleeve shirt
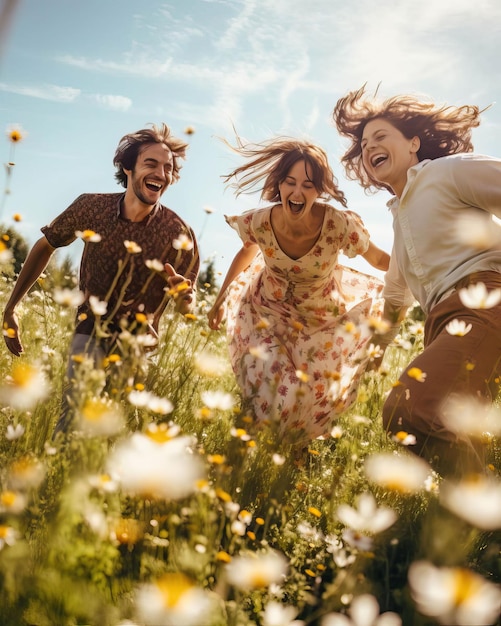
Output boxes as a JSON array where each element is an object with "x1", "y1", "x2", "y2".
[{"x1": 42, "y1": 192, "x2": 199, "y2": 333}]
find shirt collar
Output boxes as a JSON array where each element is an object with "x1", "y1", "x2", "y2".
[{"x1": 386, "y1": 159, "x2": 431, "y2": 213}]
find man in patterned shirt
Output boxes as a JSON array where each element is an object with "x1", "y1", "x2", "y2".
[{"x1": 2, "y1": 123, "x2": 200, "y2": 435}]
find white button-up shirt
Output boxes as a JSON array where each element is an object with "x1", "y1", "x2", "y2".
[{"x1": 383, "y1": 153, "x2": 501, "y2": 314}]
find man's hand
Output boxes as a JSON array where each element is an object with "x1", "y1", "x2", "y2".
[
  {"x1": 164, "y1": 263, "x2": 194, "y2": 314},
  {"x1": 3, "y1": 310, "x2": 23, "y2": 356}
]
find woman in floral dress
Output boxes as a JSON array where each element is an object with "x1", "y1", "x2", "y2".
[{"x1": 207, "y1": 136, "x2": 389, "y2": 443}]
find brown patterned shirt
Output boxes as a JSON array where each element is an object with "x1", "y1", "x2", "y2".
[{"x1": 42, "y1": 193, "x2": 200, "y2": 335}]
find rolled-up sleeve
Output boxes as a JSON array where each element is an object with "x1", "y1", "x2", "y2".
[{"x1": 383, "y1": 246, "x2": 415, "y2": 308}]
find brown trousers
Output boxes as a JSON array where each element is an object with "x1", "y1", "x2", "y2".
[{"x1": 383, "y1": 271, "x2": 501, "y2": 477}]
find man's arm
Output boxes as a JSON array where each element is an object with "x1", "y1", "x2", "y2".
[{"x1": 3, "y1": 235, "x2": 56, "y2": 356}]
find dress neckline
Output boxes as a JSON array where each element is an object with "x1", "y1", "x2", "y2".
[{"x1": 269, "y1": 203, "x2": 326, "y2": 260}]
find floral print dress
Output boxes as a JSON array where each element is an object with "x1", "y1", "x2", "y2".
[{"x1": 224, "y1": 204, "x2": 384, "y2": 443}]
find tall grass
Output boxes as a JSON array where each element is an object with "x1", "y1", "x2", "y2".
[{"x1": 0, "y1": 255, "x2": 500, "y2": 626}]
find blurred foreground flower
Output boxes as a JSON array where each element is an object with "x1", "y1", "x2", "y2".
[
  {"x1": 8, "y1": 455, "x2": 45, "y2": 490},
  {"x1": 440, "y1": 394, "x2": 501, "y2": 437},
  {"x1": 53, "y1": 287, "x2": 85, "y2": 307},
  {"x1": 194, "y1": 351, "x2": 229, "y2": 377},
  {"x1": 440, "y1": 475, "x2": 501, "y2": 529},
  {"x1": 322, "y1": 593, "x2": 401, "y2": 625},
  {"x1": 454, "y1": 213, "x2": 501, "y2": 249},
  {"x1": 77, "y1": 397, "x2": 124, "y2": 437},
  {"x1": 445, "y1": 319, "x2": 472, "y2": 336},
  {"x1": 408, "y1": 560, "x2": 501, "y2": 625},
  {"x1": 0, "y1": 361, "x2": 49, "y2": 409},
  {"x1": 365, "y1": 453, "x2": 431, "y2": 493},
  {"x1": 262, "y1": 600, "x2": 304, "y2": 626},
  {"x1": 225, "y1": 550, "x2": 289, "y2": 591},
  {"x1": 458, "y1": 282, "x2": 501, "y2": 309},
  {"x1": 6, "y1": 124, "x2": 26, "y2": 143},
  {"x1": 200, "y1": 389, "x2": 235, "y2": 411},
  {"x1": 106, "y1": 432, "x2": 203, "y2": 500},
  {"x1": 0, "y1": 525, "x2": 18, "y2": 550},
  {"x1": 135, "y1": 572, "x2": 217, "y2": 626},
  {"x1": 336, "y1": 492, "x2": 397, "y2": 534}
]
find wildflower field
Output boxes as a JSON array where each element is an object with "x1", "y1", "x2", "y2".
[
  {"x1": 0, "y1": 125, "x2": 500, "y2": 626},
  {"x1": 0, "y1": 247, "x2": 500, "y2": 626}
]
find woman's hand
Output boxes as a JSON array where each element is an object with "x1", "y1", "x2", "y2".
[{"x1": 207, "y1": 301, "x2": 225, "y2": 330}]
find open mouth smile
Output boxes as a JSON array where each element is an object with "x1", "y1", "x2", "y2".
[
  {"x1": 289, "y1": 200, "x2": 305, "y2": 214},
  {"x1": 371, "y1": 154, "x2": 388, "y2": 168},
  {"x1": 145, "y1": 179, "x2": 163, "y2": 192}
]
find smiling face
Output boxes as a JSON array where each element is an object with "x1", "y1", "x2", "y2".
[
  {"x1": 124, "y1": 142, "x2": 174, "y2": 206},
  {"x1": 361, "y1": 118, "x2": 420, "y2": 197},
  {"x1": 278, "y1": 159, "x2": 319, "y2": 220}
]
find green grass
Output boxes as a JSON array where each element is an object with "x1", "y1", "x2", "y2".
[{"x1": 0, "y1": 259, "x2": 499, "y2": 626}]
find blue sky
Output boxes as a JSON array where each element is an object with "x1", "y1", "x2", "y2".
[{"x1": 1, "y1": 0, "x2": 501, "y2": 282}]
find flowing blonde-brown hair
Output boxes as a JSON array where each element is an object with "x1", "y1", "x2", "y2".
[
  {"x1": 222, "y1": 134, "x2": 348, "y2": 207},
  {"x1": 332, "y1": 85, "x2": 483, "y2": 193}
]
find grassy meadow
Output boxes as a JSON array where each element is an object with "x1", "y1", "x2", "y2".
[{"x1": 0, "y1": 244, "x2": 500, "y2": 626}]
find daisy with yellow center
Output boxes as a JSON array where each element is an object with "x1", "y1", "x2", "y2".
[
  {"x1": 75, "y1": 229, "x2": 102, "y2": 242},
  {"x1": 407, "y1": 367, "x2": 427, "y2": 382}
]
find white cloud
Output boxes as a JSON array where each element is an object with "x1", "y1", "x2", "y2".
[
  {"x1": 89, "y1": 94, "x2": 132, "y2": 111},
  {"x1": 0, "y1": 82, "x2": 80, "y2": 103}
]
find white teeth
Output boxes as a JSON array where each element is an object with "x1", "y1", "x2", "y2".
[
  {"x1": 146, "y1": 180, "x2": 162, "y2": 189},
  {"x1": 372, "y1": 155, "x2": 387, "y2": 167}
]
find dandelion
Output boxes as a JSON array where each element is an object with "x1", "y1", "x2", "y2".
[
  {"x1": 5, "y1": 423, "x2": 25, "y2": 440},
  {"x1": 75, "y1": 229, "x2": 102, "y2": 242},
  {"x1": 322, "y1": 594, "x2": 402, "y2": 626},
  {"x1": 200, "y1": 390, "x2": 235, "y2": 411},
  {"x1": 12, "y1": 213, "x2": 22, "y2": 222},
  {"x1": 89, "y1": 295, "x2": 108, "y2": 316},
  {"x1": 77, "y1": 397, "x2": 124, "y2": 437},
  {"x1": 0, "y1": 362, "x2": 49, "y2": 410},
  {"x1": 106, "y1": 432, "x2": 203, "y2": 500},
  {"x1": 53, "y1": 287, "x2": 85, "y2": 307},
  {"x1": 365, "y1": 453, "x2": 431, "y2": 494},
  {"x1": 458, "y1": 282, "x2": 501, "y2": 309},
  {"x1": 407, "y1": 367, "x2": 426, "y2": 382},
  {"x1": 336, "y1": 492, "x2": 397, "y2": 534},
  {"x1": 203, "y1": 205, "x2": 214, "y2": 214},
  {"x1": 225, "y1": 550, "x2": 289, "y2": 591},
  {"x1": 445, "y1": 319, "x2": 473, "y2": 336},
  {"x1": 124, "y1": 240, "x2": 142, "y2": 254},
  {"x1": 173, "y1": 233, "x2": 193, "y2": 251},
  {"x1": 440, "y1": 475, "x2": 501, "y2": 530},
  {"x1": 408, "y1": 560, "x2": 501, "y2": 626},
  {"x1": 184, "y1": 125, "x2": 196, "y2": 134},
  {"x1": 136, "y1": 572, "x2": 217, "y2": 626}
]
